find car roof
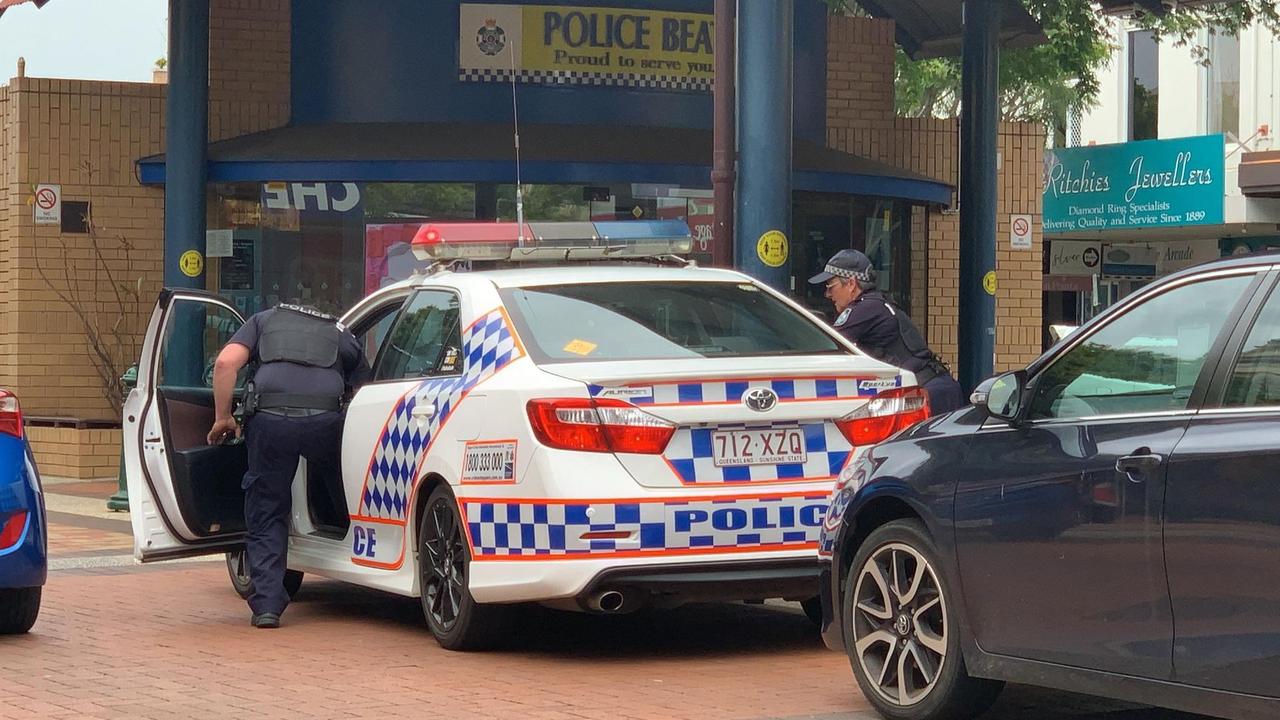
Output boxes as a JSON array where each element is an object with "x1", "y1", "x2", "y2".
[{"x1": 411, "y1": 263, "x2": 755, "y2": 289}]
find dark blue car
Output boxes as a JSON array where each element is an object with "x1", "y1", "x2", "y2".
[
  {"x1": 819, "y1": 253, "x2": 1280, "y2": 720},
  {"x1": 0, "y1": 389, "x2": 46, "y2": 635}
]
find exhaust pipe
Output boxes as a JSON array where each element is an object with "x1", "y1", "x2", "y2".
[{"x1": 587, "y1": 589, "x2": 626, "y2": 613}]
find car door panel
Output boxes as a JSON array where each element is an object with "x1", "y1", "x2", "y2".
[
  {"x1": 955, "y1": 270, "x2": 1261, "y2": 680},
  {"x1": 124, "y1": 290, "x2": 248, "y2": 561},
  {"x1": 1164, "y1": 270, "x2": 1280, "y2": 697}
]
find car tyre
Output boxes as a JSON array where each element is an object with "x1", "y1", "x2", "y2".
[
  {"x1": 843, "y1": 520, "x2": 1002, "y2": 720},
  {"x1": 417, "y1": 484, "x2": 514, "y2": 651},
  {"x1": 225, "y1": 549, "x2": 304, "y2": 601},
  {"x1": 0, "y1": 587, "x2": 41, "y2": 634}
]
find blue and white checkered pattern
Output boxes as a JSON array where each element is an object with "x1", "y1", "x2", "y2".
[
  {"x1": 590, "y1": 376, "x2": 900, "y2": 405},
  {"x1": 663, "y1": 421, "x2": 852, "y2": 484},
  {"x1": 463, "y1": 492, "x2": 832, "y2": 558},
  {"x1": 359, "y1": 309, "x2": 521, "y2": 521},
  {"x1": 459, "y1": 68, "x2": 712, "y2": 92}
]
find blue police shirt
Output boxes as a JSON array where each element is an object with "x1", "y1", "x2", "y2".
[{"x1": 833, "y1": 291, "x2": 930, "y2": 374}]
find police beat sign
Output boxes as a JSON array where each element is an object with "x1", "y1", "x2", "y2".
[{"x1": 459, "y1": 3, "x2": 713, "y2": 92}]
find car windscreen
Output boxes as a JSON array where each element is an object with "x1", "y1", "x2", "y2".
[{"x1": 500, "y1": 281, "x2": 847, "y2": 363}]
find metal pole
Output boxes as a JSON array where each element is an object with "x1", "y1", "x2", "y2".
[
  {"x1": 711, "y1": 0, "x2": 736, "y2": 268},
  {"x1": 735, "y1": 0, "x2": 793, "y2": 289},
  {"x1": 959, "y1": 0, "x2": 1001, "y2": 392},
  {"x1": 164, "y1": 0, "x2": 209, "y2": 289}
]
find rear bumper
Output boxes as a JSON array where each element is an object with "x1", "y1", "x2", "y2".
[
  {"x1": 0, "y1": 450, "x2": 47, "y2": 589},
  {"x1": 468, "y1": 550, "x2": 822, "y2": 605}
]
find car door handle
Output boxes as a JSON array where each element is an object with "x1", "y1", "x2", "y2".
[
  {"x1": 1116, "y1": 453, "x2": 1164, "y2": 480},
  {"x1": 411, "y1": 404, "x2": 437, "y2": 421}
]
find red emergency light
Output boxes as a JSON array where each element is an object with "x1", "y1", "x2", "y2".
[{"x1": 411, "y1": 221, "x2": 693, "y2": 262}]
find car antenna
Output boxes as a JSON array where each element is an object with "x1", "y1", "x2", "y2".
[{"x1": 509, "y1": 41, "x2": 526, "y2": 248}]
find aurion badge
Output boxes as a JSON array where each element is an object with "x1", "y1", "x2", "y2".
[
  {"x1": 476, "y1": 17, "x2": 506, "y2": 56},
  {"x1": 743, "y1": 387, "x2": 779, "y2": 413}
]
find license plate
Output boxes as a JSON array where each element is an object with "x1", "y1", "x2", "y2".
[{"x1": 712, "y1": 428, "x2": 807, "y2": 467}]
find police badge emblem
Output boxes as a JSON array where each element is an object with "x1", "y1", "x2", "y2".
[
  {"x1": 476, "y1": 17, "x2": 506, "y2": 57},
  {"x1": 836, "y1": 308, "x2": 851, "y2": 326}
]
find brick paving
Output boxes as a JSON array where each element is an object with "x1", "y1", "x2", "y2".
[{"x1": 3, "y1": 493, "x2": 1206, "y2": 720}]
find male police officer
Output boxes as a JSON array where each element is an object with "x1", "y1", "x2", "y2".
[
  {"x1": 207, "y1": 303, "x2": 369, "y2": 629},
  {"x1": 810, "y1": 249, "x2": 964, "y2": 415}
]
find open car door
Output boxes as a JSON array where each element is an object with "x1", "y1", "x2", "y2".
[{"x1": 124, "y1": 289, "x2": 249, "y2": 562}]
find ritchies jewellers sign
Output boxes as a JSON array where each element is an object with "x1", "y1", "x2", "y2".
[{"x1": 1043, "y1": 135, "x2": 1224, "y2": 233}]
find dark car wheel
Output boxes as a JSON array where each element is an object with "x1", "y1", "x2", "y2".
[
  {"x1": 417, "y1": 485, "x2": 513, "y2": 651},
  {"x1": 843, "y1": 520, "x2": 1002, "y2": 720},
  {"x1": 226, "y1": 549, "x2": 304, "y2": 601},
  {"x1": 0, "y1": 586, "x2": 41, "y2": 634}
]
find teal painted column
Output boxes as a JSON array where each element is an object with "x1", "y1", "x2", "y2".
[
  {"x1": 959, "y1": 0, "x2": 1001, "y2": 392},
  {"x1": 164, "y1": 0, "x2": 209, "y2": 289},
  {"x1": 734, "y1": 0, "x2": 793, "y2": 289}
]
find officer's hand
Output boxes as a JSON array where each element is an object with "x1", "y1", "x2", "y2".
[{"x1": 207, "y1": 417, "x2": 241, "y2": 445}]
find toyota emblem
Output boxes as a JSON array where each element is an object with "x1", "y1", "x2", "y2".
[{"x1": 743, "y1": 387, "x2": 779, "y2": 412}]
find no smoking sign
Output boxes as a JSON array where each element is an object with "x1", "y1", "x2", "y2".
[
  {"x1": 1010, "y1": 214, "x2": 1033, "y2": 250},
  {"x1": 34, "y1": 184, "x2": 61, "y2": 225}
]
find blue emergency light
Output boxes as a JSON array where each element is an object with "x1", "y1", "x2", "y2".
[{"x1": 411, "y1": 220, "x2": 693, "y2": 262}]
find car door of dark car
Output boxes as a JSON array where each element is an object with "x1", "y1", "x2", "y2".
[
  {"x1": 1163, "y1": 268, "x2": 1280, "y2": 697},
  {"x1": 956, "y1": 270, "x2": 1261, "y2": 679}
]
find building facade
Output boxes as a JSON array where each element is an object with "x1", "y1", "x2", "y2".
[
  {"x1": 0, "y1": 0, "x2": 1044, "y2": 476},
  {"x1": 1043, "y1": 20, "x2": 1280, "y2": 340}
]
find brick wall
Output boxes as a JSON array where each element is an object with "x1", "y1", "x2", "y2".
[
  {"x1": 0, "y1": 1, "x2": 291, "y2": 477},
  {"x1": 826, "y1": 15, "x2": 1045, "y2": 377}
]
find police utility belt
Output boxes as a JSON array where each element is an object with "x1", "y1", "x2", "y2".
[{"x1": 237, "y1": 304, "x2": 346, "y2": 420}]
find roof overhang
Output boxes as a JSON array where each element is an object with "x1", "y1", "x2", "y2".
[
  {"x1": 1240, "y1": 150, "x2": 1280, "y2": 198},
  {"x1": 854, "y1": 0, "x2": 1046, "y2": 59},
  {"x1": 137, "y1": 122, "x2": 954, "y2": 206}
]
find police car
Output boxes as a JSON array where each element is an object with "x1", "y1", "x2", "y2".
[{"x1": 123, "y1": 220, "x2": 927, "y2": 649}]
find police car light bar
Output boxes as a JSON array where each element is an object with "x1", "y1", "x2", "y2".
[{"x1": 411, "y1": 220, "x2": 694, "y2": 262}]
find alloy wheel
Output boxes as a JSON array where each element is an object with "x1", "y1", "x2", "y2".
[
  {"x1": 421, "y1": 497, "x2": 467, "y2": 631},
  {"x1": 850, "y1": 542, "x2": 948, "y2": 707}
]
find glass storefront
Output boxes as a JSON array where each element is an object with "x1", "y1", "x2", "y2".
[{"x1": 206, "y1": 181, "x2": 916, "y2": 322}]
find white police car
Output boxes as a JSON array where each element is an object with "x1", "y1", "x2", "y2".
[{"x1": 124, "y1": 220, "x2": 928, "y2": 649}]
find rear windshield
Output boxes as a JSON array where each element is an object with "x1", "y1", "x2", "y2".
[{"x1": 500, "y1": 281, "x2": 846, "y2": 363}]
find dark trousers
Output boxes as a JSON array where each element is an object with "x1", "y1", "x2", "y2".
[
  {"x1": 242, "y1": 410, "x2": 344, "y2": 615},
  {"x1": 923, "y1": 375, "x2": 965, "y2": 416}
]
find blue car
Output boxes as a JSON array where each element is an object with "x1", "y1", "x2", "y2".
[
  {"x1": 0, "y1": 389, "x2": 46, "y2": 635},
  {"x1": 819, "y1": 252, "x2": 1280, "y2": 720}
]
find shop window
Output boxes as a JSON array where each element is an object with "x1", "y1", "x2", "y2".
[
  {"x1": 1128, "y1": 30, "x2": 1159, "y2": 141},
  {"x1": 61, "y1": 201, "x2": 90, "y2": 234},
  {"x1": 1206, "y1": 29, "x2": 1240, "y2": 141}
]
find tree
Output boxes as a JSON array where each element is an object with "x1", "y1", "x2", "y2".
[{"x1": 827, "y1": 0, "x2": 1280, "y2": 132}]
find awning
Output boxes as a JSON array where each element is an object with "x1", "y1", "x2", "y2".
[
  {"x1": 854, "y1": 0, "x2": 1045, "y2": 59},
  {"x1": 0, "y1": 0, "x2": 52, "y2": 19},
  {"x1": 137, "y1": 122, "x2": 954, "y2": 206},
  {"x1": 1240, "y1": 150, "x2": 1280, "y2": 198}
]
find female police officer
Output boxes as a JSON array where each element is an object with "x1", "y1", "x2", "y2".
[{"x1": 810, "y1": 249, "x2": 964, "y2": 415}]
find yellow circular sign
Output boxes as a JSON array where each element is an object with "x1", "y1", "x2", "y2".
[
  {"x1": 179, "y1": 250, "x2": 204, "y2": 278},
  {"x1": 982, "y1": 270, "x2": 997, "y2": 296},
  {"x1": 756, "y1": 230, "x2": 789, "y2": 268}
]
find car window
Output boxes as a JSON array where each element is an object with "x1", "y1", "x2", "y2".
[
  {"x1": 1028, "y1": 274, "x2": 1254, "y2": 420},
  {"x1": 373, "y1": 290, "x2": 461, "y2": 381},
  {"x1": 159, "y1": 299, "x2": 245, "y2": 389},
  {"x1": 1224, "y1": 283, "x2": 1280, "y2": 407},
  {"x1": 349, "y1": 298, "x2": 405, "y2": 366},
  {"x1": 500, "y1": 281, "x2": 846, "y2": 363}
]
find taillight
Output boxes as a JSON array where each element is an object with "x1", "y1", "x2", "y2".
[
  {"x1": 527, "y1": 398, "x2": 676, "y2": 454},
  {"x1": 835, "y1": 387, "x2": 930, "y2": 447},
  {"x1": 0, "y1": 511, "x2": 28, "y2": 549},
  {"x1": 0, "y1": 390, "x2": 22, "y2": 439}
]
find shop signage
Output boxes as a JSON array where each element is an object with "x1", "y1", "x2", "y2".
[
  {"x1": 1043, "y1": 135, "x2": 1225, "y2": 233},
  {"x1": 263, "y1": 182, "x2": 362, "y2": 213},
  {"x1": 458, "y1": 4, "x2": 713, "y2": 92},
  {"x1": 1047, "y1": 240, "x2": 1101, "y2": 276}
]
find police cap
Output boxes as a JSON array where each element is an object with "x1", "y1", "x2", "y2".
[{"x1": 808, "y1": 249, "x2": 876, "y2": 285}]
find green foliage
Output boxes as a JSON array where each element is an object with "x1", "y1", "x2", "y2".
[
  {"x1": 824, "y1": 0, "x2": 1280, "y2": 130},
  {"x1": 363, "y1": 183, "x2": 477, "y2": 220}
]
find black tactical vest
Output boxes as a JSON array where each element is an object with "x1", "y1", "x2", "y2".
[
  {"x1": 258, "y1": 304, "x2": 342, "y2": 368},
  {"x1": 861, "y1": 295, "x2": 949, "y2": 384}
]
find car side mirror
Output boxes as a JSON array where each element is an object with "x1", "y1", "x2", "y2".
[{"x1": 971, "y1": 370, "x2": 1027, "y2": 423}]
